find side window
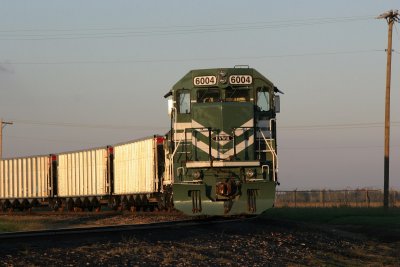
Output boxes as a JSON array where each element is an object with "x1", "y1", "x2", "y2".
[
  {"x1": 178, "y1": 90, "x2": 191, "y2": 114},
  {"x1": 257, "y1": 89, "x2": 270, "y2": 111}
]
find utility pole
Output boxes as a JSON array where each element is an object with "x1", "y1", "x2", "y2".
[
  {"x1": 0, "y1": 119, "x2": 13, "y2": 159},
  {"x1": 377, "y1": 10, "x2": 399, "y2": 209}
]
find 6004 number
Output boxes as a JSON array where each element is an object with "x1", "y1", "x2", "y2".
[
  {"x1": 193, "y1": 76, "x2": 217, "y2": 86},
  {"x1": 229, "y1": 75, "x2": 252, "y2": 85}
]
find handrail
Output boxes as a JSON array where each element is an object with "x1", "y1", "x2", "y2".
[
  {"x1": 259, "y1": 129, "x2": 278, "y2": 181},
  {"x1": 269, "y1": 118, "x2": 276, "y2": 139},
  {"x1": 177, "y1": 167, "x2": 185, "y2": 182},
  {"x1": 261, "y1": 165, "x2": 270, "y2": 176}
]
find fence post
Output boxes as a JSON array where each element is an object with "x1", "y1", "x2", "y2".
[
  {"x1": 294, "y1": 190, "x2": 297, "y2": 208},
  {"x1": 320, "y1": 190, "x2": 325, "y2": 207},
  {"x1": 365, "y1": 189, "x2": 370, "y2": 208},
  {"x1": 392, "y1": 190, "x2": 394, "y2": 208}
]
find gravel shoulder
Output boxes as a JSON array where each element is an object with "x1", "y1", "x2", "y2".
[{"x1": 0, "y1": 212, "x2": 399, "y2": 266}]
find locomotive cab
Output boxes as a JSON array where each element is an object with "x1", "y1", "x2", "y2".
[{"x1": 164, "y1": 67, "x2": 281, "y2": 216}]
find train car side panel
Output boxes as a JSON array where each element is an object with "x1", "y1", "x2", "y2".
[
  {"x1": 0, "y1": 156, "x2": 50, "y2": 200},
  {"x1": 113, "y1": 137, "x2": 159, "y2": 195},
  {"x1": 57, "y1": 148, "x2": 108, "y2": 197}
]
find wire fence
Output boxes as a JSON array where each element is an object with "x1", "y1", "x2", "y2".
[{"x1": 275, "y1": 189, "x2": 400, "y2": 208}]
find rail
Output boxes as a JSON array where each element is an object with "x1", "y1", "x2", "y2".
[{"x1": 0, "y1": 216, "x2": 253, "y2": 243}]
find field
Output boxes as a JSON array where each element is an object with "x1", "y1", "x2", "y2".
[
  {"x1": 0, "y1": 208, "x2": 399, "y2": 266},
  {"x1": 262, "y1": 207, "x2": 400, "y2": 240}
]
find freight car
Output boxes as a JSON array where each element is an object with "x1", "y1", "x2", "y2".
[
  {"x1": 0, "y1": 137, "x2": 164, "y2": 212},
  {"x1": 0, "y1": 66, "x2": 281, "y2": 216}
]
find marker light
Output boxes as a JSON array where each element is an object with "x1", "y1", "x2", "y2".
[
  {"x1": 246, "y1": 169, "x2": 255, "y2": 178},
  {"x1": 193, "y1": 171, "x2": 202, "y2": 179}
]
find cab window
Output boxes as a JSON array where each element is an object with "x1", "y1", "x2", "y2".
[
  {"x1": 178, "y1": 90, "x2": 191, "y2": 114},
  {"x1": 257, "y1": 89, "x2": 270, "y2": 111},
  {"x1": 197, "y1": 89, "x2": 220, "y2": 103},
  {"x1": 225, "y1": 88, "x2": 249, "y2": 102}
]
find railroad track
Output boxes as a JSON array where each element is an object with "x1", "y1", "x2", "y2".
[{"x1": 0, "y1": 216, "x2": 253, "y2": 247}]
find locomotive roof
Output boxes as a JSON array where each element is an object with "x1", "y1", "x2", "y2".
[{"x1": 164, "y1": 67, "x2": 274, "y2": 98}]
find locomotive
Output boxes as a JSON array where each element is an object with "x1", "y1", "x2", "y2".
[
  {"x1": 0, "y1": 66, "x2": 281, "y2": 216},
  {"x1": 164, "y1": 66, "x2": 281, "y2": 215}
]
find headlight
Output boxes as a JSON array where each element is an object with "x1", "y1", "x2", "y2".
[
  {"x1": 193, "y1": 171, "x2": 201, "y2": 179},
  {"x1": 246, "y1": 169, "x2": 255, "y2": 178}
]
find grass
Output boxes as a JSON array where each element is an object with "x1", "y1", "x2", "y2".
[
  {"x1": 0, "y1": 215, "x2": 84, "y2": 233},
  {"x1": 261, "y1": 207, "x2": 400, "y2": 241},
  {"x1": 262, "y1": 207, "x2": 400, "y2": 227},
  {"x1": 0, "y1": 216, "x2": 55, "y2": 232},
  {"x1": 2, "y1": 208, "x2": 400, "y2": 235}
]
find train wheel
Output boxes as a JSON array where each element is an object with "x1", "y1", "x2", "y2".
[
  {"x1": 109, "y1": 198, "x2": 120, "y2": 211},
  {"x1": 91, "y1": 198, "x2": 100, "y2": 212},
  {"x1": 67, "y1": 200, "x2": 74, "y2": 212},
  {"x1": 54, "y1": 200, "x2": 62, "y2": 212},
  {"x1": 74, "y1": 199, "x2": 83, "y2": 212},
  {"x1": 121, "y1": 201, "x2": 129, "y2": 211}
]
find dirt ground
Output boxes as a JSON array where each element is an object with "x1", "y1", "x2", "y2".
[{"x1": 0, "y1": 212, "x2": 399, "y2": 266}]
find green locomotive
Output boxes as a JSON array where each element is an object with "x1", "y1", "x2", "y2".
[{"x1": 163, "y1": 66, "x2": 282, "y2": 215}]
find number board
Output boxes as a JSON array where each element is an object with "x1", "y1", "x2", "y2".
[
  {"x1": 229, "y1": 75, "x2": 252, "y2": 85},
  {"x1": 193, "y1": 76, "x2": 217, "y2": 86}
]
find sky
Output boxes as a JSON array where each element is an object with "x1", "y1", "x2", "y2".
[{"x1": 1, "y1": 1, "x2": 400, "y2": 190}]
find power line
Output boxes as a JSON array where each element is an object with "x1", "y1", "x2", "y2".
[
  {"x1": 8, "y1": 119, "x2": 400, "y2": 131},
  {"x1": 10, "y1": 119, "x2": 168, "y2": 130},
  {"x1": 4, "y1": 134, "x2": 400, "y2": 151},
  {"x1": 0, "y1": 15, "x2": 373, "y2": 41},
  {"x1": 5, "y1": 135, "x2": 101, "y2": 145},
  {"x1": 280, "y1": 121, "x2": 400, "y2": 130},
  {"x1": 0, "y1": 15, "x2": 374, "y2": 33},
  {"x1": 279, "y1": 145, "x2": 400, "y2": 151},
  {"x1": 1, "y1": 49, "x2": 383, "y2": 65}
]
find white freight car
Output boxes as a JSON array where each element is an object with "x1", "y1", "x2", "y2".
[
  {"x1": 113, "y1": 136, "x2": 163, "y2": 195},
  {"x1": 111, "y1": 136, "x2": 164, "y2": 210},
  {"x1": 56, "y1": 147, "x2": 111, "y2": 210},
  {"x1": 0, "y1": 155, "x2": 52, "y2": 209}
]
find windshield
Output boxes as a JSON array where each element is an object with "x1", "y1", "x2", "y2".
[
  {"x1": 197, "y1": 88, "x2": 251, "y2": 103},
  {"x1": 225, "y1": 88, "x2": 249, "y2": 102},
  {"x1": 197, "y1": 89, "x2": 220, "y2": 103}
]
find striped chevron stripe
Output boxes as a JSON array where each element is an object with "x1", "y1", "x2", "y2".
[{"x1": 174, "y1": 119, "x2": 255, "y2": 159}]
